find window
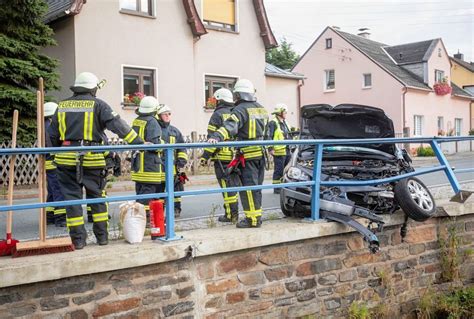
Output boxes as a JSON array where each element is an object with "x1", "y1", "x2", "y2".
[
  {"x1": 203, "y1": 0, "x2": 236, "y2": 31},
  {"x1": 413, "y1": 115, "x2": 423, "y2": 136},
  {"x1": 454, "y1": 118, "x2": 463, "y2": 136},
  {"x1": 363, "y1": 73, "x2": 372, "y2": 88},
  {"x1": 324, "y1": 69, "x2": 335, "y2": 91},
  {"x1": 205, "y1": 75, "x2": 237, "y2": 103},
  {"x1": 120, "y1": 0, "x2": 153, "y2": 16},
  {"x1": 437, "y1": 116, "x2": 444, "y2": 135},
  {"x1": 325, "y1": 38, "x2": 332, "y2": 49},
  {"x1": 463, "y1": 85, "x2": 474, "y2": 95},
  {"x1": 434, "y1": 69, "x2": 444, "y2": 83},
  {"x1": 123, "y1": 67, "x2": 155, "y2": 104}
]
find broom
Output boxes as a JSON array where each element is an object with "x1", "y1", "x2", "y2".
[
  {"x1": 0, "y1": 110, "x2": 20, "y2": 256},
  {"x1": 13, "y1": 79, "x2": 75, "y2": 257}
]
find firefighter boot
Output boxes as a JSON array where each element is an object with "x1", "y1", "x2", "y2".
[
  {"x1": 236, "y1": 216, "x2": 262, "y2": 228},
  {"x1": 174, "y1": 207, "x2": 181, "y2": 218},
  {"x1": 218, "y1": 211, "x2": 239, "y2": 223}
]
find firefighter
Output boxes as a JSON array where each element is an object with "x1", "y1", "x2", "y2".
[
  {"x1": 131, "y1": 96, "x2": 162, "y2": 225},
  {"x1": 200, "y1": 88, "x2": 240, "y2": 223},
  {"x1": 49, "y1": 72, "x2": 144, "y2": 249},
  {"x1": 208, "y1": 79, "x2": 269, "y2": 228},
  {"x1": 156, "y1": 104, "x2": 187, "y2": 218},
  {"x1": 44, "y1": 102, "x2": 66, "y2": 227},
  {"x1": 266, "y1": 104, "x2": 291, "y2": 194}
]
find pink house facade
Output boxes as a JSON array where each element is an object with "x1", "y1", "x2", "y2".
[{"x1": 292, "y1": 27, "x2": 473, "y2": 152}]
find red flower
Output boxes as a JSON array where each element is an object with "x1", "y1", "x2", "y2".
[{"x1": 433, "y1": 82, "x2": 451, "y2": 96}]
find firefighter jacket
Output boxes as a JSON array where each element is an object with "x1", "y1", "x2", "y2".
[
  {"x1": 202, "y1": 101, "x2": 234, "y2": 162},
  {"x1": 157, "y1": 119, "x2": 188, "y2": 174},
  {"x1": 211, "y1": 100, "x2": 269, "y2": 160},
  {"x1": 44, "y1": 118, "x2": 56, "y2": 171},
  {"x1": 49, "y1": 92, "x2": 143, "y2": 169},
  {"x1": 131, "y1": 114, "x2": 163, "y2": 184},
  {"x1": 266, "y1": 116, "x2": 290, "y2": 156}
]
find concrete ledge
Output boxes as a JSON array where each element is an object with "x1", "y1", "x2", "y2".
[{"x1": 1, "y1": 207, "x2": 472, "y2": 289}]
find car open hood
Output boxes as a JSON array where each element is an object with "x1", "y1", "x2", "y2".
[{"x1": 300, "y1": 104, "x2": 396, "y2": 154}]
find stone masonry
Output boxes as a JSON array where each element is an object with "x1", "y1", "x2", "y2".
[{"x1": 0, "y1": 213, "x2": 473, "y2": 318}]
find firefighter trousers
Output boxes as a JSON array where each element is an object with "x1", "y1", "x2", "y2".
[
  {"x1": 156, "y1": 181, "x2": 182, "y2": 210},
  {"x1": 272, "y1": 154, "x2": 291, "y2": 184},
  {"x1": 214, "y1": 161, "x2": 240, "y2": 218},
  {"x1": 135, "y1": 182, "x2": 163, "y2": 214},
  {"x1": 46, "y1": 169, "x2": 66, "y2": 223},
  {"x1": 238, "y1": 157, "x2": 265, "y2": 226},
  {"x1": 56, "y1": 167, "x2": 108, "y2": 244}
]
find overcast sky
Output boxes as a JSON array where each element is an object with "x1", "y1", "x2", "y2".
[{"x1": 265, "y1": 0, "x2": 474, "y2": 62}]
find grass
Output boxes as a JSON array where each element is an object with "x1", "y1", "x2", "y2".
[
  {"x1": 416, "y1": 286, "x2": 474, "y2": 319},
  {"x1": 439, "y1": 221, "x2": 463, "y2": 283},
  {"x1": 206, "y1": 204, "x2": 219, "y2": 228}
]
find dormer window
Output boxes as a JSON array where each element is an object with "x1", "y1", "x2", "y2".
[
  {"x1": 325, "y1": 38, "x2": 332, "y2": 49},
  {"x1": 203, "y1": 0, "x2": 237, "y2": 32}
]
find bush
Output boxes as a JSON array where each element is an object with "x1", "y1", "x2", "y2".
[
  {"x1": 469, "y1": 129, "x2": 474, "y2": 136},
  {"x1": 417, "y1": 146, "x2": 435, "y2": 157},
  {"x1": 417, "y1": 286, "x2": 474, "y2": 319}
]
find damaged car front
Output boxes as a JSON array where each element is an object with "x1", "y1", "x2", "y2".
[{"x1": 280, "y1": 104, "x2": 437, "y2": 252}]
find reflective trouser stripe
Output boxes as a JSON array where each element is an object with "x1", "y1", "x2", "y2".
[
  {"x1": 67, "y1": 216, "x2": 84, "y2": 227},
  {"x1": 92, "y1": 212, "x2": 109, "y2": 223},
  {"x1": 272, "y1": 179, "x2": 281, "y2": 184},
  {"x1": 54, "y1": 208, "x2": 66, "y2": 215},
  {"x1": 46, "y1": 207, "x2": 54, "y2": 213}
]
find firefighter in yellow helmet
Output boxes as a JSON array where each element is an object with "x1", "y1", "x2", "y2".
[
  {"x1": 266, "y1": 103, "x2": 291, "y2": 194},
  {"x1": 49, "y1": 72, "x2": 144, "y2": 249},
  {"x1": 208, "y1": 79, "x2": 269, "y2": 228}
]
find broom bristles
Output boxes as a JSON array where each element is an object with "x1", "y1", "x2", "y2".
[{"x1": 12, "y1": 244, "x2": 74, "y2": 258}]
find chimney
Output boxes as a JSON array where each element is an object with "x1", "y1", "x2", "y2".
[
  {"x1": 454, "y1": 50, "x2": 464, "y2": 61},
  {"x1": 357, "y1": 27, "x2": 370, "y2": 39},
  {"x1": 332, "y1": 26, "x2": 341, "y2": 30}
]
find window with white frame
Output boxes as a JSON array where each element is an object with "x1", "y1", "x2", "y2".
[
  {"x1": 123, "y1": 67, "x2": 155, "y2": 105},
  {"x1": 205, "y1": 75, "x2": 237, "y2": 106},
  {"x1": 434, "y1": 69, "x2": 444, "y2": 83},
  {"x1": 203, "y1": 0, "x2": 236, "y2": 31},
  {"x1": 324, "y1": 69, "x2": 335, "y2": 90},
  {"x1": 437, "y1": 116, "x2": 444, "y2": 135},
  {"x1": 454, "y1": 118, "x2": 463, "y2": 136},
  {"x1": 363, "y1": 73, "x2": 372, "y2": 88},
  {"x1": 120, "y1": 0, "x2": 154, "y2": 16},
  {"x1": 413, "y1": 115, "x2": 424, "y2": 136}
]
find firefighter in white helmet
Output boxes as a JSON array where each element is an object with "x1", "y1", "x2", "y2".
[
  {"x1": 49, "y1": 72, "x2": 144, "y2": 249},
  {"x1": 44, "y1": 102, "x2": 66, "y2": 227},
  {"x1": 208, "y1": 79, "x2": 269, "y2": 228},
  {"x1": 156, "y1": 104, "x2": 188, "y2": 218},
  {"x1": 266, "y1": 103, "x2": 291, "y2": 194},
  {"x1": 130, "y1": 96, "x2": 162, "y2": 226},
  {"x1": 200, "y1": 88, "x2": 239, "y2": 223}
]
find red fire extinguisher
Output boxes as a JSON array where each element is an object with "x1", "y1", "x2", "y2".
[{"x1": 149, "y1": 200, "x2": 165, "y2": 240}]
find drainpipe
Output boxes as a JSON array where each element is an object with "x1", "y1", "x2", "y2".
[
  {"x1": 297, "y1": 79, "x2": 305, "y2": 129},
  {"x1": 402, "y1": 86, "x2": 409, "y2": 151}
]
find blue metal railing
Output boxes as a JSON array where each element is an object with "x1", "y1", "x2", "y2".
[{"x1": 0, "y1": 136, "x2": 473, "y2": 241}]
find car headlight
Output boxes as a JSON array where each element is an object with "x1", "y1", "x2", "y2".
[{"x1": 287, "y1": 167, "x2": 310, "y2": 181}]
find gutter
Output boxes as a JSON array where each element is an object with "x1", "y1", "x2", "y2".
[{"x1": 264, "y1": 73, "x2": 305, "y2": 80}]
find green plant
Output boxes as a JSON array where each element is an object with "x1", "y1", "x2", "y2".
[
  {"x1": 417, "y1": 146, "x2": 435, "y2": 157},
  {"x1": 416, "y1": 286, "x2": 474, "y2": 319},
  {"x1": 349, "y1": 301, "x2": 370, "y2": 319},
  {"x1": 468, "y1": 129, "x2": 474, "y2": 136},
  {"x1": 416, "y1": 286, "x2": 437, "y2": 319},
  {"x1": 439, "y1": 222, "x2": 462, "y2": 283},
  {"x1": 376, "y1": 269, "x2": 394, "y2": 297},
  {"x1": 207, "y1": 204, "x2": 219, "y2": 228}
]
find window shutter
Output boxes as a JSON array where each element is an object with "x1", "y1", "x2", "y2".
[{"x1": 203, "y1": 0, "x2": 235, "y2": 25}]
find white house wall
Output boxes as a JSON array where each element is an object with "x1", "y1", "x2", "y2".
[{"x1": 264, "y1": 77, "x2": 300, "y2": 128}]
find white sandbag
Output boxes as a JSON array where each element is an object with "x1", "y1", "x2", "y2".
[{"x1": 120, "y1": 201, "x2": 146, "y2": 244}]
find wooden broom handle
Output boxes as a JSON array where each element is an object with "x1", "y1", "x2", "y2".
[{"x1": 6, "y1": 110, "x2": 19, "y2": 236}]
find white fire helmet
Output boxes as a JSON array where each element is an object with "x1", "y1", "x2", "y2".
[
  {"x1": 157, "y1": 104, "x2": 172, "y2": 115},
  {"x1": 138, "y1": 96, "x2": 159, "y2": 114},
  {"x1": 272, "y1": 103, "x2": 288, "y2": 115},
  {"x1": 44, "y1": 102, "x2": 58, "y2": 117},
  {"x1": 233, "y1": 79, "x2": 255, "y2": 94},
  {"x1": 213, "y1": 88, "x2": 234, "y2": 104}
]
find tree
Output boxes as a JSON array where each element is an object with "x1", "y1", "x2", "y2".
[
  {"x1": 265, "y1": 38, "x2": 300, "y2": 71},
  {"x1": 0, "y1": 0, "x2": 59, "y2": 145}
]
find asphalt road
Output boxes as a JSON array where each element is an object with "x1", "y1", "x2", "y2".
[{"x1": 1, "y1": 157, "x2": 472, "y2": 241}]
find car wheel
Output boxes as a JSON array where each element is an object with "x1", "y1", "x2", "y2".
[
  {"x1": 394, "y1": 177, "x2": 436, "y2": 222},
  {"x1": 280, "y1": 191, "x2": 295, "y2": 217}
]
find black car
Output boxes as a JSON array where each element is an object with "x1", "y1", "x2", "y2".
[{"x1": 280, "y1": 104, "x2": 437, "y2": 251}]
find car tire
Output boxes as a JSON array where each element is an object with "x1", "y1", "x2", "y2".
[
  {"x1": 394, "y1": 177, "x2": 436, "y2": 222},
  {"x1": 280, "y1": 191, "x2": 295, "y2": 217}
]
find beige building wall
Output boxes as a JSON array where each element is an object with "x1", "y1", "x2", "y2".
[
  {"x1": 43, "y1": 18, "x2": 76, "y2": 101},
  {"x1": 265, "y1": 77, "x2": 300, "y2": 128},
  {"x1": 292, "y1": 28, "x2": 405, "y2": 133}
]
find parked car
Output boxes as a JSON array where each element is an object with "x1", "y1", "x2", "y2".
[{"x1": 280, "y1": 104, "x2": 436, "y2": 243}]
